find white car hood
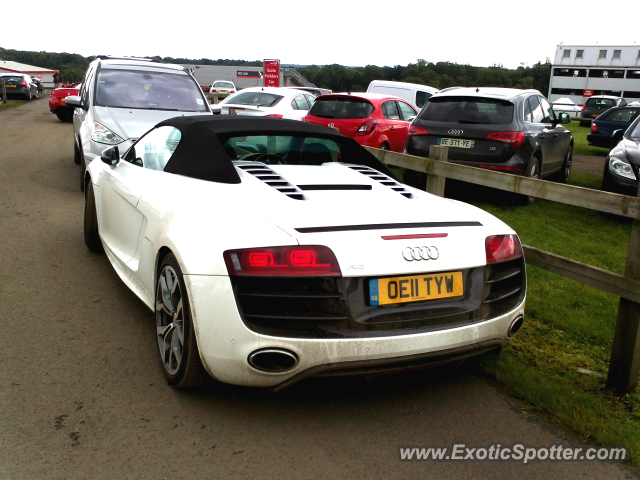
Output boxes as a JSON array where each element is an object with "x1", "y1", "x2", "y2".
[{"x1": 93, "y1": 107, "x2": 210, "y2": 141}]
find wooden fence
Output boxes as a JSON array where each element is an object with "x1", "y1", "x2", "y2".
[{"x1": 364, "y1": 145, "x2": 640, "y2": 394}]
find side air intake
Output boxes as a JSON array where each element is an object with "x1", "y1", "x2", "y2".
[
  {"x1": 342, "y1": 164, "x2": 415, "y2": 199},
  {"x1": 235, "y1": 162, "x2": 308, "y2": 201}
]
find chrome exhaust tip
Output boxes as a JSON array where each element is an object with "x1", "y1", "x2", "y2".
[
  {"x1": 248, "y1": 348, "x2": 299, "y2": 373},
  {"x1": 507, "y1": 315, "x2": 524, "y2": 338}
]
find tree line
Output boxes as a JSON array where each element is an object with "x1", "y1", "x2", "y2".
[{"x1": 0, "y1": 48, "x2": 550, "y2": 93}]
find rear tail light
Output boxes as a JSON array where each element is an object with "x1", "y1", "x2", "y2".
[
  {"x1": 485, "y1": 131, "x2": 524, "y2": 147},
  {"x1": 211, "y1": 88, "x2": 217, "y2": 93},
  {"x1": 354, "y1": 119, "x2": 378, "y2": 136},
  {"x1": 22, "y1": 80, "x2": 28, "y2": 87},
  {"x1": 581, "y1": 105, "x2": 586, "y2": 111},
  {"x1": 485, "y1": 235, "x2": 523, "y2": 264},
  {"x1": 265, "y1": 114, "x2": 284, "y2": 118},
  {"x1": 591, "y1": 123, "x2": 597, "y2": 132},
  {"x1": 479, "y1": 165, "x2": 520, "y2": 172},
  {"x1": 407, "y1": 125, "x2": 429, "y2": 136},
  {"x1": 224, "y1": 245, "x2": 342, "y2": 276}
]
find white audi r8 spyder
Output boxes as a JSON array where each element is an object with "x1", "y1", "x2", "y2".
[{"x1": 83, "y1": 116, "x2": 526, "y2": 390}]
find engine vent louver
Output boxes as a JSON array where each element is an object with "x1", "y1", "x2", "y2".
[
  {"x1": 343, "y1": 164, "x2": 415, "y2": 199},
  {"x1": 235, "y1": 161, "x2": 308, "y2": 201}
]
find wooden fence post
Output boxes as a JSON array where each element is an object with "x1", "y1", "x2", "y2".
[
  {"x1": 606, "y1": 189, "x2": 640, "y2": 394},
  {"x1": 425, "y1": 145, "x2": 448, "y2": 196},
  {"x1": 1, "y1": 80, "x2": 6, "y2": 105}
]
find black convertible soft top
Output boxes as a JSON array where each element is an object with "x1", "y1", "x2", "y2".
[{"x1": 156, "y1": 116, "x2": 399, "y2": 184}]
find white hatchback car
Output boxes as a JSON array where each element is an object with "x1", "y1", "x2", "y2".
[
  {"x1": 219, "y1": 87, "x2": 316, "y2": 121},
  {"x1": 66, "y1": 56, "x2": 214, "y2": 192}
]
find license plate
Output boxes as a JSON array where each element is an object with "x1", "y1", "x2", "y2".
[
  {"x1": 6, "y1": 85, "x2": 16, "y2": 88},
  {"x1": 220, "y1": 90, "x2": 228, "y2": 93},
  {"x1": 438, "y1": 138, "x2": 474, "y2": 148},
  {"x1": 369, "y1": 271, "x2": 463, "y2": 306}
]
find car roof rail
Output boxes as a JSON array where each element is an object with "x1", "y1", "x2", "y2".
[{"x1": 94, "y1": 55, "x2": 161, "y2": 63}]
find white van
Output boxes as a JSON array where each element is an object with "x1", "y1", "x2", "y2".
[{"x1": 366, "y1": 80, "x2": 438, "y2": 110}]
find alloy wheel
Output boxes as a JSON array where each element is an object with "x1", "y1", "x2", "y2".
[{"x1": 155, "y1": 266, "x2": 185, "y2": 376}]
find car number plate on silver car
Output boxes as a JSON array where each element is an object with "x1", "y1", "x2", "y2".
[{"x1": 438, "y1": 138, "x2": 475, "y2": 148}]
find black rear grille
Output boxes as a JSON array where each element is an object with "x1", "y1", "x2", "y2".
[
  {"x1": 236, "y1": 162, "x2": 308, "y2": 200},
  {"x1": 231, "y1": 257, "x2": 525, "y2": 339},
  {"x1": 344, "y1": 164, "x2": 415, "y2": 199}
]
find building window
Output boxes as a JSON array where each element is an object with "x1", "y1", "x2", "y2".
[
  {"x1": 554, "y1": 68, "x2": 587, "y2": 77},
  {"x1": 563, "y1": 50, "x2": 571, "y2": 58},
  {"x1": 599, "y1": 50, "x2": 607, "y2": 59},
  {"x1": 624, "y1": 91, "x2": 640, "y2": 99},
  {"x1": 637, "y1": 50, "x2": 640, "y2": 59},
  {"x1": 613, "y1": 50, "x2": 621, "y2": 59},
  {"x1": 627, "y1": 70, "x2": 640, "y2": 80},
  {"x1": 576, "y1": 50, "x2": 584, "y2": 58}
]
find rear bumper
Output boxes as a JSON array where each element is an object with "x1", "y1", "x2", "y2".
[
  {"x1": 586, "y1": 133, "x2": 612, "y2": 148},
  {"x1": 183, "y1": 274, "x2": 525, "y2": 388}
]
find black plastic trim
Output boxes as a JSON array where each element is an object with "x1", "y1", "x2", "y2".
[{"x1": 295, "y1": 221, "x2": 483, "y2": 234}]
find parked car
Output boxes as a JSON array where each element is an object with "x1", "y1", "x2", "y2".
[
  {"x1": 601, "y1": 114, "x2": 640, "y2": 196},
  {"x1": 0, "y1": 73, "x2": 38, "y2": 100},
  {"x1": 31, "y1": 77, "x2": 44, "y2": 95},
  {"x1": 579, "y1": 95, "x2": 627, "y2": 126},
  {"x1": 304, "y1": 92, "x2": 418, "y2": 152},
  {"x1": 587, "y1": 106, "x2": 640, "y2": 149},
  {"x1": 83, "y1": 115, "x2": 526, "y2": 389},
  {"x1": 404, "y1": 87, "x2": 573, "y2": 202},
  {"x1": 367, "y1": 80, "x2": 438, "y2": 110},
  {"x1": 49, "y1": 82, "x2": 81, "y2": 122},
  {"x1": 65, "y1": 56, "x2": 213, "y2": 190},
  {"x1": 219, "y1": 87, "x2": 316, "y2": 120},
  {"x1": 209, "y1": 80, "x2": 236, "y2": 99}
]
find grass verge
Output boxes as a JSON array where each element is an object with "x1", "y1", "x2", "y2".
[
  {"x1": 0, "y1": 101, "x2": 22, "y2": 111},
  {"x1": 565, "y1": 119, "x2": 610, "y2": 157},
  {"x1": 458, "y1": 173, "x2": 640, "y2": 464}
]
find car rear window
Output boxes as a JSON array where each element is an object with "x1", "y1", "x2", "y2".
[
  {"x1": 418, "y1": 96, "x2": 514, "y2": 124},
  {"x1": 94, "y1": 69, "x2": 209, "y2": 112},
  {"x1": 586, "y1": 98, "x2": 616, "y2": 108},
  {"x1": 224, "y1": 91, "x2": 283, "y2": 107},
  {"x1": 308, "y1": 98, "x2": 375, "y2": 119},
  {"x1": 0, "y1": 76, "x2": 23, "y2": 84},
  {"x1": 213, "y1": 82, "x2": 234, "y2": 88},
  {"x1": 601, "y1": 108, "x2": 640, "y2": 123},
  {"x1": 223, "y1": 135, "x2": 343, "y2": 165}
]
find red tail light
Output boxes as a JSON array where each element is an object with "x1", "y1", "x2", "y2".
[
  {"x1": 407, "y1": 125, "x2": 429, "y2": 136},
  {"x1": 591, "y1": 123, "x2": 597, "y2": 132},
  {"x1": 354, "y1": 119, "x2": 378, "y2": 136},
  {"x1": 22, "y1": 80, "x2": 28, "y2": 87},
  {"x1": 211, "y1": 88, "x2": 217, "y2": 93},
  {"x1": 485, "y1": 235, "x2": 523, "y2": 264},
  {"x1": 479, "y1": 165, "x2": 520, "y2": 172},
  {"x1": 224, "y1": 246, "x2": 341, "y2": 276},
  {"x1": 265, "y1": 114, "x2": 284, "y2": 118},
  {"x1": 581, "y1": 105, "x2": 586, "y2": 111},
  {"x1": 485, "y1": 131, "x2": 525, "y2": 147}
]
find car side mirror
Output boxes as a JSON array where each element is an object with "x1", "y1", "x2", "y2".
[
  {"x1": 210, "y1": 104, "x2": 222, "y2": 115},
  {"x1": 558, "y1": 112, "x2": 571, "y2": 124},
  {"x1": 64, "y1": 95, "x2": 86, "y2": 110},
  {"x1": 101, "y1": 146, "x2": 120, "y2": 166},
  {"x1": 611, "y1": 129, "x2": 624, "y2": 149}
]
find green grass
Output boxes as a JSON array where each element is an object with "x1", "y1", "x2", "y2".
[
  {"x1": 461, "y1": 173, "x2": 640, "y2": 464},
  {"x1": 0, "y1": 101, "x2": 21, "y2": 111},
  {"x1": 565, "y1": 119, "x2": 610, "y2": 157}
]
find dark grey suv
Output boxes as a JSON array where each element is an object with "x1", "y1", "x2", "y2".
[
  {"x1": 405, "y1": 87, "x2": 573, "y2": 191},
  {"x1": 579, "y1": 95, "x2": 627, "y2": 127}
]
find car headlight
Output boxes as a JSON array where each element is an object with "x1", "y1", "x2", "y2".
[
  {"x1": 92, "y1": 122, "x2": 124, "y2": 145},
  {"x1": 608, "y1": 156, "x2": 637, "y2": 180}
]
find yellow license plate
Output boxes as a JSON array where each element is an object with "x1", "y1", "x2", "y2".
[
  {"x1": 6, "y1": 85, "x2": 16, "y2": 88},
  {"x1": 369, "y1": 271, "x2": 463, "y2": 306}
]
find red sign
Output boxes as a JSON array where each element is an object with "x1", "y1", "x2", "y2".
[
  {"x1": 583, "y1": 89, "x2": 594, "y2": 97},
  {"x1": 263, "y1": 59, "x2": 280, "y2": 88}
]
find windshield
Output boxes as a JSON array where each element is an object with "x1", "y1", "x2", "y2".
[
  {"x1": 586, "y1": 98, "x2": 616, "y2": 109},
  {"x1": 213, "y1": 81, "x2": 234, "y2": 88},
  {"x1": 308, "y1": 98, "x2": 374, "y2": 119},
  {"x1": 94, "y1": 69, "x2": 209, "y2": 112},
  {"x1": 224, "y1": 135, "x2": 342, "y2": 165},
  {"x1": 419, "y1": 97, "x2": 514, "y2": 124},
  {"x1": 223, "y1": 91, "x2": 282, "y2": 107},
  {"x1": 629, "y1": 119, "x2": 640, "y2": 138}
]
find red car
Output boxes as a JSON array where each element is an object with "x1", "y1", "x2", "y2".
[
  {"x1": 49, "y1": 82, "x2": 81, "y2": 122},
  {"x1": 304, "y1": 92, "x2": 418, "y2": 152}
]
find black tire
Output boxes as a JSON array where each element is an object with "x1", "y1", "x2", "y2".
[
  {"x1": 515, "y1": 158, "x2": 540, "y2": 206},
  {"x1": 73, "y1": 141, "x2": 81, "y2": 165},
  {"x1": 550, "y1": 147, "x2": 572, "y2": 184},
  {"x1": 25, "y1": 90, "x2": 32, "y2": 101},
  {"x1": 84, "y1": 182, "x2": 104, "y2": 253},
  {"x1": 57, "y1": 110, "x2": 73, "y2": 122},
  {"x1": 155, "y1": 254, "x2": 211, "y2": 388}
]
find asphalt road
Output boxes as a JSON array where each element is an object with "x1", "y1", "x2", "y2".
[{"x1": 0, "y1": 99, "x2": 635, "y2": 480}]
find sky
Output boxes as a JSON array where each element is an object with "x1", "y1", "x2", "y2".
[{"x1": 2, "y1": 0, "x2": 637, "y2": 70}]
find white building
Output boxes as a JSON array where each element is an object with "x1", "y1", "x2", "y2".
[
  {"x1": 548, "y1": 44, "x2": 640, "y2": 105},
  {"x1": 0, "y1": 61, "x2": 56, "y2": 87}
]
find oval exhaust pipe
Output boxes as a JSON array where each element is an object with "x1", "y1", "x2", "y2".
[
  {"x1": 508, "y1": 315, "x2": 524, "y2": 338},
  {"x1": 248, "y1": 348, "x2": 299, "y2": 373}
]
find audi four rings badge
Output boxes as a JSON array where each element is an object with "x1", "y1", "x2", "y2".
[
  {"x1": 448, "y1": 129, "x2": 463, "y2": 135},
  {"x1": 402, "y1": 246, "x2": 440, "y2": 261}
]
